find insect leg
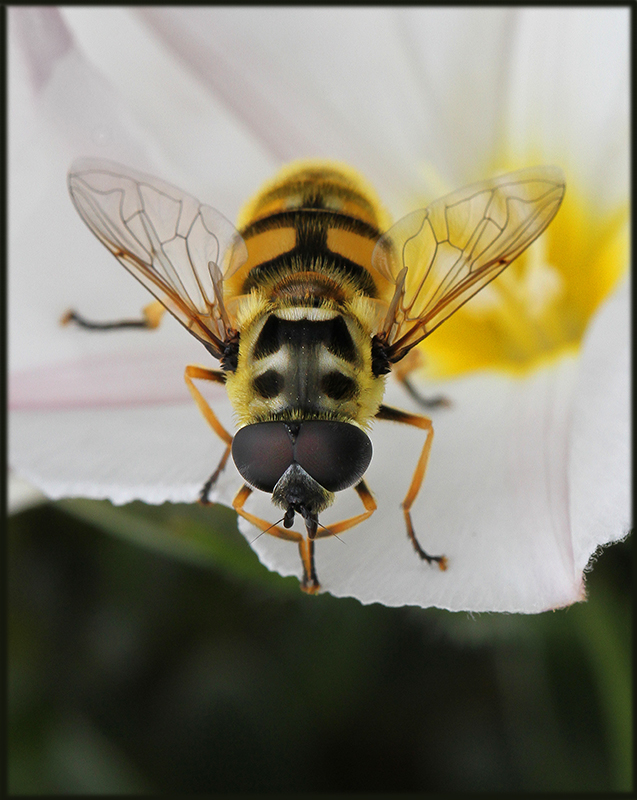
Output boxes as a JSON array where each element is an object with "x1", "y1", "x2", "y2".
[
  {"x1": 375, "y1": 404, "x2": 447, "y2": 570},
  {"x1": 298, "y1": 538, "x2": 320, "y2": 594},
  {"x1": 184, "y1": 365, "x2": 234, "y2": 504},
  {"x1": 392, "y1": 350, "x2": 451, "y2": 409},
  {"x1": 198, "y1": 448, "x2": 233, "y2": 505},
  {"x1": 314, "y1": 479, "x2": 377, "y2": 538},
  {"x1": 232, "y1": 484, "x2": 320, "y2": 593},
  {"x1": 60, "y1": 300, "x2": 166, "y2": 330},
  {"x1": 400, "y1": 377, "x2": 451, "y2": 409}
]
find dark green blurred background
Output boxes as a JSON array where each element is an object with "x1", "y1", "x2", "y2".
[{"x1": 8, "y1": 499, "x2": 632, "y2": 793}]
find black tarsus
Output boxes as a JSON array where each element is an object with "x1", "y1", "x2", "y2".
[{"x1": 61, "y1": 310, "x2": 149, "y2": 330}]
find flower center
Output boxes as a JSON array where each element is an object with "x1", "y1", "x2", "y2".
[{"x1": 416, "y1": 178, "x2": 628, "y2": 379}]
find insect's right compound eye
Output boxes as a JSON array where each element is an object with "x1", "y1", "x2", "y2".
[{"x1": 232, "y1": 423, "x2": 294, "y2": 492}]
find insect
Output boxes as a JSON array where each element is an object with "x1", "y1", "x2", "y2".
[{"x1": 65, "y1": 158, "x2": 565, "y2": 592}]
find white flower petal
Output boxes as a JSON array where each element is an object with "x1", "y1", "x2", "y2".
[
  {"x1": 9, "y1": 9, "x2": 171, "y2": 376},
  {"x1": 136, "y1": 7, "x2": 442, "y2": 207},
  {"x1": 133, "y1": 7, "x2": 629, "y2": 201},
  {"x1": 389, "y1": 7, "x2": 521, "y2": 187},
  {"x1": 9, "y1": 8, "x2": 263, "y2": 388},
  {"x1": 569, "y1": 278, "x2": 631, "y2": 573},
  {"x1": 505, "y1": 7, "x2": 629, "y2": 206},
  {"x1": 10, "y1": 348, "x2": 197, "y2": 411},
  {"x1": 9, "y1": 398, "x2": 238, "y2": 508},
  {"x1": 59, "y1": 7, "x2": 276, "y2": 210}
]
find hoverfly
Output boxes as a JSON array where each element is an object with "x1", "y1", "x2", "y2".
[{"x1": 66, "y1": 159, "x2": 565, "y2": 592}]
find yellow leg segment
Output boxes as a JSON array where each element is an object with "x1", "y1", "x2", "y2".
[
  {"x1": 314, "y1": 480, "x2": 377, "y2": 538},
  {"x1": 184, "y1": 365, "x2": 234, "y2": 503},
  {"x1": 375, "y1": 404, "x2": 447, "y2": 570},
  {"x1": 232, "y1": 483, "x2": 320, "y2": 593}
]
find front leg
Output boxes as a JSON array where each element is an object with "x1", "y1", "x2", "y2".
[
  {"x1": 184, "y1": 365, "x2": 233, "y2": 504},
  {"x1": 314, "y1": 480, "x2": 377, "y2": 538},
  {"x1": 232, "y1": 484, "x2": 320, "y2": 593}
]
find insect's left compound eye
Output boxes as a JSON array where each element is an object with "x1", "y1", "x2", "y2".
[
  {"x1": 294, "y1": 421, "x2": 372, "y2": 492},
  {"x1": 232, "y1": 421, "x2": 373, "y2": 494}
]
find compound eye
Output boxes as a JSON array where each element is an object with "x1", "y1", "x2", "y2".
[
  {"x1": 232, "y1": 423, "x2": 294, "y2": 492},
  {"x1": 295, "y1": 421, "x2": 372, "y2": 493}
]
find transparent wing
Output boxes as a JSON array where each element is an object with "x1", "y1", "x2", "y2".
[
  {"x1": 68, "y1": 158, "x2": 248, "y2": 358},
  {"x1": 371, "y1": 166, "x2": 566, "y2": 362}
]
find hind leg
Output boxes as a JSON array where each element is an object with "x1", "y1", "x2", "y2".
[
  {"x1": 375, "y1": 404, "x2": 447, "y2": 569},
  {"x1": 61, "y1": 300, "x2": 166, "y2": 330}
]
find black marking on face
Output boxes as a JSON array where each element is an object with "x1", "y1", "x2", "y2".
[
  {"x1": 248, "y1": 315, "x2": 365, "y2": 413},
  {"x1": 253, "y1": 369, "x2": 284, "y2": 398},
  {"x1": 323, "y1": 315, "x2": 357, "y2": 363},
  {"x1": 253, "y1": 315, "x2": 282, "y2": 360},
  {"x1": 320, "y1": 371, "x2": 358, "y2": 401},
  {"x1": 253, "y1": 315, "x2": 359, "y2": 365}
]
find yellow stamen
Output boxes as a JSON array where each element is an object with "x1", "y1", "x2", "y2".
[{"x1": 417, "y1": 176, "x2": 628, "y2": 379}]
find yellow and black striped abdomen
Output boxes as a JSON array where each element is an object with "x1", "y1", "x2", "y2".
[
  {"x1": 226, "y1": 161, "x2": 394, "y2": 307},
  {"x1": 236, "y1": 161, "x2": 391, "y2": 231}
]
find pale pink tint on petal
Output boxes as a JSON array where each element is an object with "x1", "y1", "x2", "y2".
[
  {"x1": 9, "y1": 349, "x2": 197, "y2": 411},
  {"x1": 9, "y1": 391, "x2": 238, "y2": 507},
  {"x1": 10, "y1": 9, "x2": 166, "y2": 178},
  {"x1": 59, "y1": 7, "x2": 277, "y2": 210},
  {"x1": 10, "y1": 7, "x2": 73, "y2": 92},
  {"x1": 137, "y1": 7, "x2": 316, "y2": 163},
  {"x1": 10, "y1": 8, "x2": 213, "y2": 382}
]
